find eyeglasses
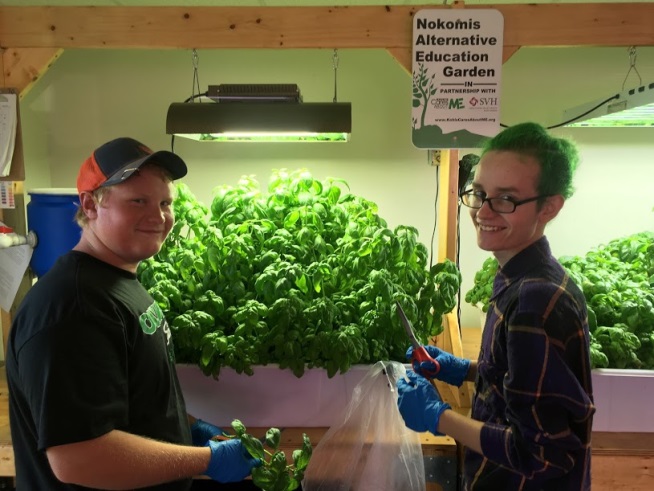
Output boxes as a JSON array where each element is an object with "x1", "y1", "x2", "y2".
[{"x1": 459, "y1": 190, "x2": 550, "y2": 214}]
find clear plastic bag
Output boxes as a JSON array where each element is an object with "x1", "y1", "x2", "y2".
[{"x1": 302, "y1": 361, "x2": 425, "y2": 491}]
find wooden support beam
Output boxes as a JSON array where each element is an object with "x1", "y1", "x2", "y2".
[
  {"x1": 386, "y1": 48, "x2": 412, "y2": 75},
  {"x1": 2, "y1": 48, "x2": 63, "y2": 99},
  {"x1": 430, "y1": 149, "x2": 474, "y2": 408},
  {"x1": 433, "y1": 313, "x2": 473, "y2": 409},
  {"x1": 0, "y1": 4, "x2": 653, "y2": 50},
  {"x1": 502, "y1": 46, "x2": 520, "y2": 64}
]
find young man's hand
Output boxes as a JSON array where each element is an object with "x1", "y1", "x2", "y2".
[
  {"x1": 205, "y1": 439, "x2": 262, "y2": 483},
  {"x1": 190, "y1": 419, "x2": 225, "y2": 447},
  {"x1": 406, "y1": 345, "x2": 470, "y2": 387},
  {"x1": 397, "y1": 370, "x2": 451, "y2": 436}
]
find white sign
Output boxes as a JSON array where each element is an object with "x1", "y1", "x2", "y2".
[
  {"x1": 412, "y1": 9, "x2": 504, "y2": 149},
  {"x1": 0, "y1": 93, "x2": 18, "y2": 177}
]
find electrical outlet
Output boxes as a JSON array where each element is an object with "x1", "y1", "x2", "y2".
[{"x1": 429, "y1": 150, "x2": 441, "y2": 167}]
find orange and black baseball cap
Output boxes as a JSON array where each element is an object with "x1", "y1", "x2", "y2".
[{"x1": 77, "y1": 137, "x2": 187, "y2": 193}]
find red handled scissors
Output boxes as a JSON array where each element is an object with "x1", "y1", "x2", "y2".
[{"x1": 395, "y1": 301, "x2": 441, "y2": 377}]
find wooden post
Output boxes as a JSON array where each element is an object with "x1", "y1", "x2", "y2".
[{"x1": 430, "y1": 149, "x2": 474, "y2": 409}]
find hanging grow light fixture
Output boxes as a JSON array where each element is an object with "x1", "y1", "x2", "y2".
[
  {"x1": 167, "y1": 84, "x2": 352, "y2": 142},
  {"x1": 563, "y1": 47, "x2": 654, "y2": 128},
  {"x1": 166, "y1": 50, "x2": 351, "y2": 142},
  {"x1": 562, "y1": 83, "x2": 654, "y2": 128}
]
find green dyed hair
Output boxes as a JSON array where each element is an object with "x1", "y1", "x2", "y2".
[{"x1": 481, "y1": 122, "x2": 580, "y2": 199}]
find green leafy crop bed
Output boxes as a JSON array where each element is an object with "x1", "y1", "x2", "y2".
[
  {"x1": 465, "y1": 232, "x2": 654, "y2": 370},
  {"x1": 138, "y1": 169, "x2": 461, "y2": 378}
]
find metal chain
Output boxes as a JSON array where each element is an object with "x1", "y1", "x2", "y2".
[
  {"x1": 332, "y1": 49, "x2": 339, "y2": 103},
  {"x1": 191, "y1": 48, "x2": 201, "y2": 101},
  {"x1": 622, "y1": 46, "x2": 642, "y2": 90}
]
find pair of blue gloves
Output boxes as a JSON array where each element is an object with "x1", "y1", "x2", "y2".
[
  {"x1": 396, "y1": 345, "x2": 470, "y2": 435},
  {"x1": 190, "y1": 419, "x2": 261, "y2": 483}
]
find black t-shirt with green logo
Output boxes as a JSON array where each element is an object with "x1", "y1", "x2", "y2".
[{"x1": 6, "y1": 251, "x2": 192, "y2": 490}]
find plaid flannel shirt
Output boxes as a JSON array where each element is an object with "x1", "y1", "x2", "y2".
[{"x1": 463, "y1": 237, "x2": 595, "y2": 491}]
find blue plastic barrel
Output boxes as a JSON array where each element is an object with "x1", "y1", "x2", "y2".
[{"x1": 27, "y1": 188, "x2": 82, "y2": 278}]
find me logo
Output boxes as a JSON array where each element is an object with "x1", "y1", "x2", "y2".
[{"x1": 449, "y1": 98, "x2": 465, "y2": 109}]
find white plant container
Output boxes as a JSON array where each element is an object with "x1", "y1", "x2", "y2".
[
  {"x1": 177, "y1": 364, "x2": 654, "y2": 432},
  {"x1": 176, "y1": 364, "x2": 371, "y2": 428},
  {"x1": 591, "y1": 369, "x2": 654, "y2": 432}
]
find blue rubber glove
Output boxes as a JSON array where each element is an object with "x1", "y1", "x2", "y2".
[
  {"x1": 190, "y1": 419, "x2": 225, "y2": 447},
  {"x1": 205, "y1": 438, "x2": 262, "y2": 483},
  {"x1": 406, "y1": 345, "x2": 470, "y2": 387},
  {"x1": 397, "y1": 370, "x2": 451, "y2": 436}
]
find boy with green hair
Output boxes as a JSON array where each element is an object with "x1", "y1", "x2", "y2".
[{"x1": 397, "y1": 122, "x2": 594, "y2": 490}]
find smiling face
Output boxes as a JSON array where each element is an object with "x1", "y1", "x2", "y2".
[
  {"x1": 75, "y1": 165, "x2": 175, "y2": 272},
  {"x1": 470, "y1": 150, "x2": 563, "y2": 266}
]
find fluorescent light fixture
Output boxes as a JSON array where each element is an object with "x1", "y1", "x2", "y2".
[
  {"x1": 166, "y1": 84, "x2": 352, "y2": 142},
  {"x1": 563, "y1": 82, "x2": 654, "y2": 127}
]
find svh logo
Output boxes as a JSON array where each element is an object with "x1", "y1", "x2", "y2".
[
  {"x1": 469, "y1": 97, "x2": 479, "y2": 107},
  {"x1": 449, "y1": 98, "x2": 465, "y2": 109},
  {"x1": 479, "y1": 98, "x2": 499, "y2": 106}
]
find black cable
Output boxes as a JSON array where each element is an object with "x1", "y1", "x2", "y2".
[
  {"x1": 456, "y1": 201, "x2": 462, "y2": 332},
  {"x1": 184, "y1": 92, "x2": 208, "y2": 103},
  {"x1": 429, "y1": 157, "x2": 440, "y2": 270},
  {"x1": 545, "y1": 94, "x2": 619, "y2": 129},
  {"x1": 169, "y1": 92, "x2": 209, "y2": 153}
]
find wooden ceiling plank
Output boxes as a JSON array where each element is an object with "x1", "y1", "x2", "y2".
[
  {"x1": 0, "y1": 49, "x2": 5, "y2": 87},
  {"x1": 2, "y1": 48, "x2": 63, "y2": 98},
  {"x1": 502, "y1": 46, "x2": 520, "y2": 64},
  {"x1": 0, "y1": 4, "x2": 653, "y2": 50},
  {"x1": 386, "y1": 48, "x2": 412, "y2": 75}
]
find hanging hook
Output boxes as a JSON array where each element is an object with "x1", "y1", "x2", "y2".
[
  {"x1": 192, "y1": 48, "x2": 199, "y2": 70},
  {"x1": 622, "y1": 46, "x2": 642, "y2": 91},
  {"x1": 191, "y1": 48, "x2": 202, "y2": 102},
  {"x1": 332, "y1": 49, "x2": 340, "y2": 103}
]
